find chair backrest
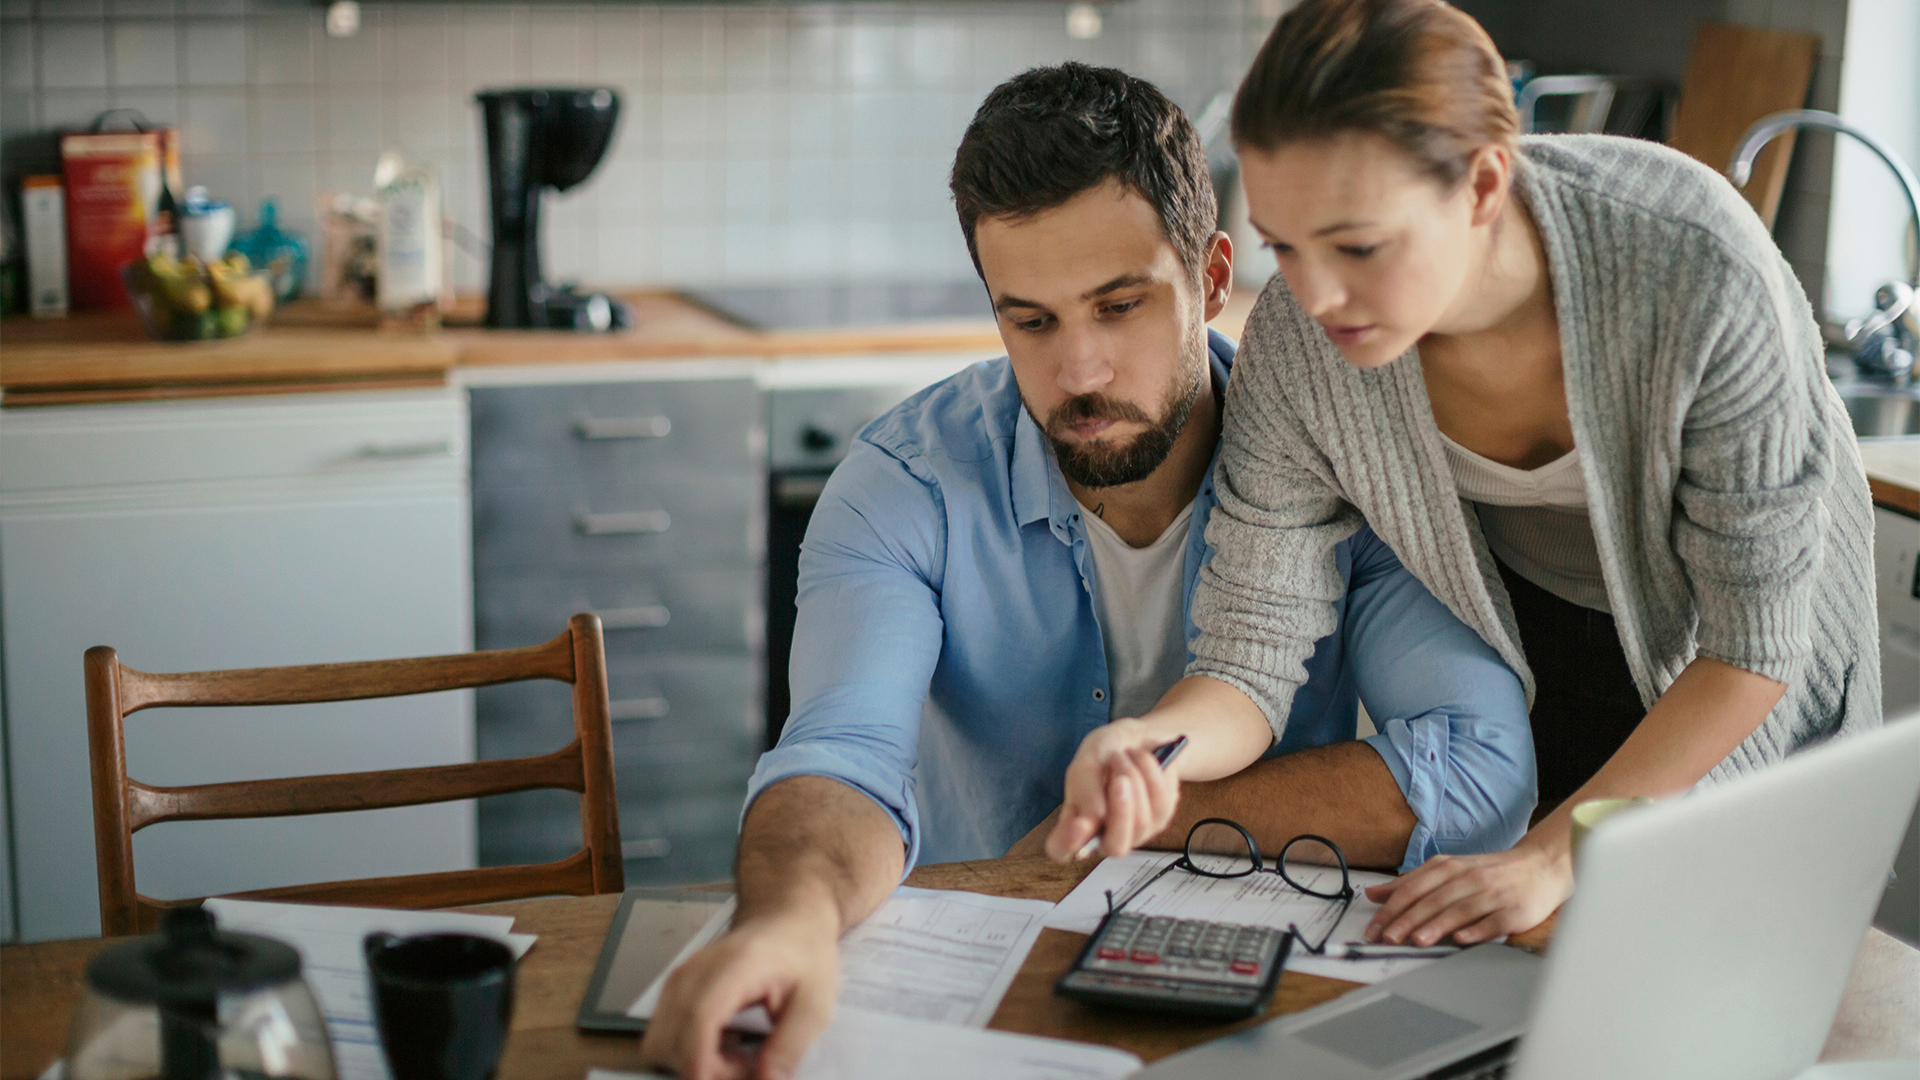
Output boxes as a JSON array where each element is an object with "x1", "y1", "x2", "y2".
[{"x1": 86, "y1": 613, "x2": 623, "y2": 936}]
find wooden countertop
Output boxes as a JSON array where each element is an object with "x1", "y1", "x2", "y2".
[
  {"x1": 0, "y1": 290, "x2": 1261, "y2": 407},
  {"x1": 0, "y1": 290, "x2": 1004, "y2": 406},
  {"x1": 1860, "y1": 438, "x2": 1920, "y2": 517}
]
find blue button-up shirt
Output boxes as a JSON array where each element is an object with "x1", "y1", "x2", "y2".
[{"x1": 748, "y1": 331, "x2": 1535, "y2": 872}]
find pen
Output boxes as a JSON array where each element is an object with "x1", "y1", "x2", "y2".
[
  {"x1": 1073, "y1": 735, "x2": 1190, "y2": 860},
  {"x1": 1336, "y1": 943, "x2": 1461, "y2": 960}
]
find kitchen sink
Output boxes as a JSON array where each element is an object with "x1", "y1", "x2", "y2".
[{"x1": 1834, "y1": 382, "x2": 1920, "y2": 438}]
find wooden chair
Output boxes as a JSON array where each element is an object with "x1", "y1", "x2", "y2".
[{"x1": 85, "y1": 613, "x2": 623, "y2": 936}]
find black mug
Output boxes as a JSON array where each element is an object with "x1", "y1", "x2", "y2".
[{"x1": 363, "y1": 932, "x2": 516, "y2": 1080}]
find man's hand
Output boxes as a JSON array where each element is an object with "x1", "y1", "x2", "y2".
[
  {"x1": 1044, "y1": 719, "x2": 1184, "y2": 861},
  {"x1": 639, "y1": 900, "x2": 841, "y2": 1080},
  {"x1": 639, "y1": 776, "x2": 904, "y2": 1079}
]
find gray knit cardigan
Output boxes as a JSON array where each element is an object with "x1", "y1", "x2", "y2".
[{"x1": 1191, "y1": 135, "x2": 1881, "y2": 785}]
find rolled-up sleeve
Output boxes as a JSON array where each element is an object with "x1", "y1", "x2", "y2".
[
  {"x1": 1670, "y1": 260, "x2": 1832, "y2": 688},
  {"x1": 744, "y1": 440, "x2": 948, "y2": 869},
  {"x1": 1341, "y1": 531, "x2": 1536, "y2": 870}
]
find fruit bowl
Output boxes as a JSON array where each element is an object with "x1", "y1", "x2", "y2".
[{"x1": 121, "y1": 253, "x2": 276, "y2": 342}]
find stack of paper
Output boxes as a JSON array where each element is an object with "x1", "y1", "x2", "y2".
[
  {"x1": 202, "y1": 897, "x2": 537, "y2": 1080},
  {"x1": 630, "y1": 886, "x2": 1052, "y2": 1029}
]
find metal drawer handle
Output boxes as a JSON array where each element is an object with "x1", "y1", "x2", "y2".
[
  {"x1": 354, "y1": 438, "x2": 454, "y2": 460},
  {"x1": 576, "y1": 415, "x2": 672, "y2": 440},
  {"x1": 576, "y1": 510, "x2": 671, "y2": 535},
  {"x1": 597, "y1": 605, "x2": 671, "y2": 630},
  {"x1": 621, "y1": 838, "x2": 672, "y2": 860},
  {"x1": 609, "y1": 697, "x2": 670, "y2": 722}
]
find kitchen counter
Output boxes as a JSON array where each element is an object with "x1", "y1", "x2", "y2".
[
  {"x1": 0, "y1": 290, "x2": 1003, "y2": 406},
  {"x1": 1860, "y1": 438, "x2": 1920, "y2": 516},
  {"x1": 0, "y1": 290, "x2": 1262, "y2": 406}
]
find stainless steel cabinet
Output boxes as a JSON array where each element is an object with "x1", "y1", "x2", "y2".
[{"x1": 468, "y1": 377, "x2": 765, "y2": 887}]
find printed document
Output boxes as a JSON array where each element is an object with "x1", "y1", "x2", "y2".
[
  {"x1": 629, "y1": 886, "x2": 1051, "y2": 1028},
  {"x1": 203, "y1": 897, "x2": 536, "y2": 1080},
  {"x1": 1043, "y1": 851, "x2": 1450, "y2": 983},
  {"x1": 590, "y1": 1007, "x2": 1141, "y2": 1080}
]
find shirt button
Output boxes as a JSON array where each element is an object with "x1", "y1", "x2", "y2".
[{"x1": 1092, "y1": 688, "x2": 1107, "y2": 702}]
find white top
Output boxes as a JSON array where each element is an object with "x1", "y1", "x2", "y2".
[
  {"x1": 1439, "y1": 432, "x2": 1610, "y2": 611},
  {"x1": 1439, "y1": 430, "x2": 1590, "y2": 509},
  {"x1": 1078, "y1": 502, "x2": 1194, "y2": 721}
]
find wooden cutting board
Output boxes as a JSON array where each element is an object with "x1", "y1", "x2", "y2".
[{"x1": 1668, "y1": 21, "x2": 1821, "y2": 228}]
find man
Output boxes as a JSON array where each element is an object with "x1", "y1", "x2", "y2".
[{"x1": 640, "y1": 64, "x2": 1535, "y2": 1080}]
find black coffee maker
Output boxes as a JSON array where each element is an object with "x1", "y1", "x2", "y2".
[{"x1": 476, "y1": 87, "x2": 632, "y2": 331}]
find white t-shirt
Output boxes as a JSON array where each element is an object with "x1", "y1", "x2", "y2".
[
  {"x1": 1438, "y1": 431, "x2": 1611, "y2": 612},
  {"x1": 1077, "y1": 502, "x2": 1194, "y2": 721}
]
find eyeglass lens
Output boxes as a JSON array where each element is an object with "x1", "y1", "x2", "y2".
[
  {"x1": 1183, "y1": 819, "x2": 1262, "y2": 878},
  {"x1": 1275, "y1": 835, "x2": 1352, "y2": 901}
]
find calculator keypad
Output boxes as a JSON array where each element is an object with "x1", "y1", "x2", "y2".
[{"x1": 1083, "y1": 914, "x2": 1284, "y2": 986}]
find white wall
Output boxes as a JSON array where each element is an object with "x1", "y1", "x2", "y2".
[
  {"x1": 0, "y1": 0, "x2": 1277, "y2": 293},
  {"x1": 1824, "y1": 0, "x2": 1919, "y2": 322}
]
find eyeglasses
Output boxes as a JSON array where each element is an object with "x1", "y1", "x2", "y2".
[{"x1": 1104, "y1": 817, "x2": 1356, "y2": 955}]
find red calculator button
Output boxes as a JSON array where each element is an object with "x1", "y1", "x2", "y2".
[
  {"x1": 1230, "y1": 960, "x2": 1260, "y2": 975},
  {"x1": 1130, "y1": 950, "x2": 1160, "y2": 964},
  {"x1": 1096, "y1": 946, "x2": 1126, "y2": 960}
]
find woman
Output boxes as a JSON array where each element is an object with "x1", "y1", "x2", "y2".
[{"x1": 1043, "y1": 0, "x2": 1879, "y2": 946}]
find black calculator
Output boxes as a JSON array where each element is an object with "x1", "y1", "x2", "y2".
[{"x1": 1055, "y1": 911, "x2": 1292, "y2": 1020}]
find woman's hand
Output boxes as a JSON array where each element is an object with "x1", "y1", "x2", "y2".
[
  {"x1": 1043, "y1": 719, "x2": 1184, "y2": 862},
  {"x1": 1362, "y1": 841, "x2": 1572, "y2": 947}
]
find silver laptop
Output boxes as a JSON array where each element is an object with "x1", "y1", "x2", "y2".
[{"x1": 1138, "y1": 713, "x2": 1920, "y2": 1080}]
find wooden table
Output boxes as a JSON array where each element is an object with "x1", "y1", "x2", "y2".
[{"x1": 5, "y1": 855, "x2": 1916, "y2": 1078}]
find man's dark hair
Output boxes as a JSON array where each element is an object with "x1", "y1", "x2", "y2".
[{"x1": 950, "y1": 63, "x2": 1217, "y2": 280}]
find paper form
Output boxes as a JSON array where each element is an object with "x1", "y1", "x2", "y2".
[
  {"x1": 1042, "y1": 851, "x2": 1448, "y2": 984},
  {"x1": 591, "y1": 1007, "x2": 1142, "y2": 1080},
  {"x1": 202, "y1": 897, "x2": 536, "y2": 1080},
  {"x1": 628, "y1": 886, "x2": 1052, "y2": 1029}
]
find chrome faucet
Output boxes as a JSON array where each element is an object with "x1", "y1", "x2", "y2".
[{"x1": 1729, "y1": 109, "x2": 1919, "y2": 381}]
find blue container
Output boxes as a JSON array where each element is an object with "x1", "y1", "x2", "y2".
[{"x1": 232, "y1": 198, "x2": 309, "y2": 302}]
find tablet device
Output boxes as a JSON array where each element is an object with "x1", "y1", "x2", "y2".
[{"x1": 576, "y1": 887, "x2": 734, "y2": 1032}]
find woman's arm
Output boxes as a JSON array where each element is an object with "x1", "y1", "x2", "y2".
[
  {"x1": 1363, "y1": 656, "x2": 1786, "y2": 945},
  {"x1": 1043, "y1": 676, "x2": 1276, "y2": 860}
]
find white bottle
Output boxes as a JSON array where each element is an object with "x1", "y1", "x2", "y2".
[
  {"x1": 374, "y1": 150, "x2": 442, "y2": 323},
  {"x1": 22, "y1": 174, "x2": 68, "y2": 317}
]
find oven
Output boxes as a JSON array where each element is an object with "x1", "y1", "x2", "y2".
[
  {"x1": 684, "y1": 282, "x2": 1002, "y2": 749},
  {"x1": 762, "y1": 361, "x2": 994, "y2": 746}
]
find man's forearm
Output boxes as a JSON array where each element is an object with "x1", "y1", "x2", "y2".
[
  {"x1": 1147, "y1": 741, "x2": 1417, "y2": 870},
  {"x1": 735, "y1": 775, "x2": 906, "y2": 933}
]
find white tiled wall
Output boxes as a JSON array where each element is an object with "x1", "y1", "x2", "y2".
[{"x1": 0, "y1": 0, "x2": 1279, "y2": 292}]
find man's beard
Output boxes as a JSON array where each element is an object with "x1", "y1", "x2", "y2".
[{"x1": 1039, "y1": 341, "x2": 1207, "y2": 489}]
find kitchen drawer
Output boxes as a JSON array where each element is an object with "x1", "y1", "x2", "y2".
[
  {"x1": 476, "y1": 654, "x2": 758, "y2": 757},
  {"x1": 475, "y1": 567, "x2": 757, "y2": 654},
  {"x1": 477, "y1": 779, "x2": 746, "y2": 886},
  {"x1": 620, "y1": 793, "x2": 748, "y2": 886},
  {"x1": 470, "y1": 380, "x2": 761, "y2": 491},
  {"x1": 602, "y1": 653, "x2": 759, "y2": 743},
  {"x1": 615, "y1": 738, "x2": 759, "y2": 799},
  {"x1": 472, "y1": 474, "x2": 757, "y2": 571},
  {"x1": 1, "y1": 390, "x2": 466, "y2": 494}
]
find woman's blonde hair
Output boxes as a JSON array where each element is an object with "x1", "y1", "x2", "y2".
[{"x1": 1232, "y1": 0, "x2": 1519, "y2": 189}]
